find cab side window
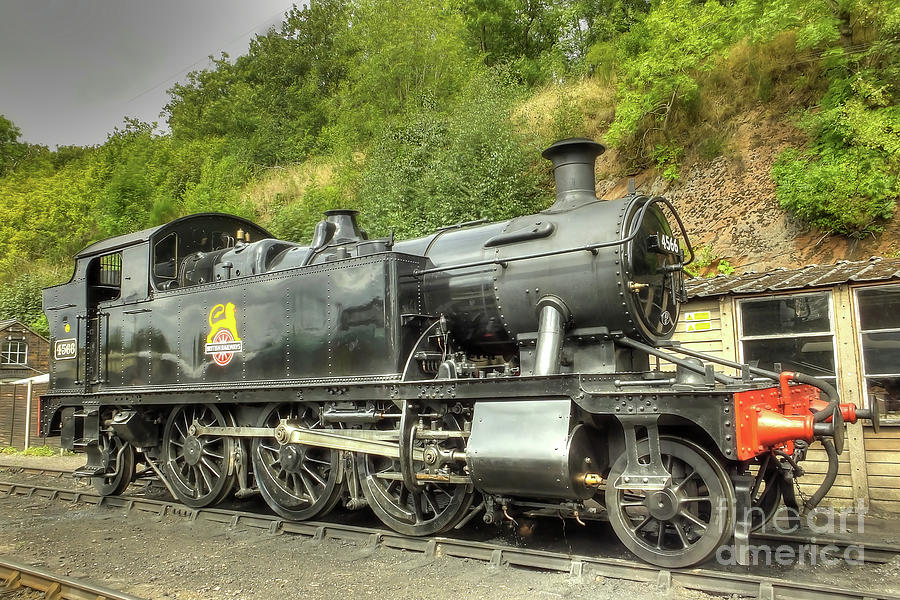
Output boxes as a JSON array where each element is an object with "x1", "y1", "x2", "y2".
[
  {"x1": 153, "y1": 233, "x2": 178, "y2": 285},
  {"x1": 89, "y1": 252, "x2": 122, "y2": 303}
]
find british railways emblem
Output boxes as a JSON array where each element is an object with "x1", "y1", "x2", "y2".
[{"x1": 205, "y1": 302, "x2": 243, "y2": 366}]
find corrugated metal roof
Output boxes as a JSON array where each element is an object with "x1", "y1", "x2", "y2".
[{"x1": 685, "y1": 257, "x2": 900, "y2": 298}]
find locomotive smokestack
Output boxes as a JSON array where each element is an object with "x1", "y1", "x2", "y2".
[
  {"x1": 324, "y1": 209, "x2": 367, "y2": 243},
  {"x1": 542, "y1": 138, "x2": 605, "y2": 210}
]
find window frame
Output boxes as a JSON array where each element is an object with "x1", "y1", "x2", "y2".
[
  {"x1": 152, "y1": 232, "x2": 179, "y2": 285},
  {"x1": 736, "y1": 290, "x2": 839, "y2": 385},
  {"x1": 1, "y1": 339, "x2": 28, "y2": 366},
  {"x1": 853, "y1": 282, "x2": 900, "y2": 419}
]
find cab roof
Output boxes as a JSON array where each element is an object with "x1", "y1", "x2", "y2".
[{"x1": 75, "y1": 213, "x2": 273, "y2": 259}]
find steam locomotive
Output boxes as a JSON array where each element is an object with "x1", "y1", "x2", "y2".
[{"x1": 40, "y1": 139, "x2": 877, "y2": 568}]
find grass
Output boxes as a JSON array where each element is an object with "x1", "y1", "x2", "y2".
[
  {"x1": 242, "y1": 158, "x2": 338, "y2": 226},
  {"x1": 513, "y1": 79, "x2": 617, "y2": 144},
  {"x1": 0, "y1": 445, "x2": 70, "y2": 457}
]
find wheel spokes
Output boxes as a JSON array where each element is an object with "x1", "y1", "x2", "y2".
[
  {"x1": 411, "y1": 492, "x2": 426, "y2": 524},
  {"x1": 164, "y1": 404, "x2": 234, "y2": 507},
  {"x1": 678, "y1": 509, "x2": 708, "y2": 531},
  {"x1": 608, "y1": 438, "x2": 735, "y2": 568},
  {"x1": 252, "y1": 403, "x2": 341, "y2": 520},
  {"x1": 631, "y1": 515, "x2": 653, "y2": 534},
  {"x1": 672, "y1": 469, "x2": 697, "y2": 492},
  {"x1": 674, "y1": 521, "x2": 692, "y2": 548}
]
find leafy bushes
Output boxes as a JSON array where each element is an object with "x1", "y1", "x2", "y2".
[
  {"x1": 0, "y1": 268, "x2": 68, "y2": 337},
  {"x1": 684, "y1": 244, "x2": 735, "y2": 278},
  {"x1": 355, "y1": 73, "x2": 548, "y2": 239},
  {"x1": 772, "y1": 13, "x2": 900, "y2": 237},
  {"x1": 269, "y1": 180, "x2": 348, "y2": 243},
  {"x1": 772, "y1": 147, "x2": 897, "y2": 237}
]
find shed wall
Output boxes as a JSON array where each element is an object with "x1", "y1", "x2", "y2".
[{"x1": 0, "y1": 382, "x2": 55, "y2": 449}]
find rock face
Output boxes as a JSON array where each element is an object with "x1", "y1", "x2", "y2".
[{"x1": 596, "y1": 110, "x2": 900, "y2": 273}]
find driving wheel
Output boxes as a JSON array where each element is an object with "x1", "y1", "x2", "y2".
[
  {"x1": 162, "y1": 404, "x2": 236, "y2": 507},
  {"x1": 252, "y1": 403, "x2": 344, "y2": 521}
]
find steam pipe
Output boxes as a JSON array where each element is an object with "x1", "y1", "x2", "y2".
[
  {"x1": 792, "y1": 372, "x2": 840, "y2": 423},
  {"x1": 669, "y1": 346, "x2": 841, "y2": 423},
  {"x1": 533, "y1": 302, "x2": 566, "y2": 376}
]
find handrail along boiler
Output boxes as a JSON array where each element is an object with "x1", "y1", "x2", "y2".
[{"x1": 39, "y1": 139, "x2": 878, "y2": 568}]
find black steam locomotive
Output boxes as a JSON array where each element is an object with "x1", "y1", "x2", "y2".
[{"x1": 40, "y1": 139, "x2": 877, "y2": 568}]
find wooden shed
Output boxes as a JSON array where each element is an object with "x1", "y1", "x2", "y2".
[
  {"x1": 674, "y1": 257, "x2": 900, "y2": 512},
  {"x1": 0, "y1": 319, "x2": 49, "y2": 383},
  {"x1": 0, "y1": 319, "x2": 50, "y2": 449},
  {"x1": 0, "y1": 375, "x2": 50, "y2": 449}
]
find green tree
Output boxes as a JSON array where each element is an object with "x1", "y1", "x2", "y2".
[
  {"x1": 355, "y1": 71, "x2": 547, "y2": 238},
  {"x1": 324, "y1": 0, "x2": 475, "y2": 146},
  {"x1": 770, "y1": 0, "x2": 900, "y2": 236},
  {"x1": 0, "y1": 114, "x2": 27, "y2": 175},
  {"x1": 457, "y1": 0, "x2": 573, "y2": 83},
  {"x1": 164, "y1": 0, "x2": 351, "y2": 164}
]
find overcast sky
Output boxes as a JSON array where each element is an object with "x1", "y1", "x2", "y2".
[{"x1": 0, "y1": 0, "x2": 298, "y2": 147}]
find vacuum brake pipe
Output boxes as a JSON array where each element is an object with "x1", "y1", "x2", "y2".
[
  {"x1": 805, "y1": 438, "x2": 839, "y2": 510},
  {"x1": 615, "y1": 337, "x2": 735, "y2": 385},
  {"x1": 670, "y1": 346, "x2": 842, "y2": 425},
  {"x1": 666, "y1": 344, "x2": 842, "y2": 510}
]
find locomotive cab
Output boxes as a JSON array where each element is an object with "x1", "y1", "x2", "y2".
[{"x1": 41, "y1": 214, "x2": 272, "y2": 414}]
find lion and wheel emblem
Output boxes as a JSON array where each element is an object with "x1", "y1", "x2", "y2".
[{"x1": 204, "y1": 302, "x2": 243, "y2": 366}]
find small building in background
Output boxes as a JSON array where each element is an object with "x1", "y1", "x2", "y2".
[
  {"x1": 0, "y1": 319, "x2": 49, "y2": 383},
  {"x1": 0, "y1": 319, "x2": 50, "y2": 448},
  {"x1": 674, "y1": 256, "x2": 900, "y2": 512}
]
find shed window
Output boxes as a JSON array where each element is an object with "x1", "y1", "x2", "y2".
[
  {"x1": 855, "y1": 285, "x2": 900, "y2": 418},
  {"x1": 738, "y1": 292, "x2": 836, "y2": 383},
  {"x1": 1, "y1": 340, "x2": 27, "y2": 365}
]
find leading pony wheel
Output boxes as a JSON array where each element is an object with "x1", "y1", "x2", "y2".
[
  {"x1": 606, "y1": 436, "x2": 735, "y2": 568},
  {"x1": 750, "y1": 455, "x2": 783, "y2": 532},
  {"x1": 91, "y1": 432, "x2": 135, "y2": 496}
]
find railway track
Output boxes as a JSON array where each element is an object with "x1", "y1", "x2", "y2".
[
  {"x1": 2, "y1": 479, "x2": 897, "y2": 600},
  {"x1": 0, "y1": 556, "x2": 145, "y2": 600},
  {"x1": 0, "y1": 464, "x2": 165, "y2": 493},
  {"x1": 0, "y1": 465, "x2": 71, "y2": 478},
  {"x1": 3, "y1": 464, "x2": 897, "y2": 565}
]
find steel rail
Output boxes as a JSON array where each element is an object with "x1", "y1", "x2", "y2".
[
  {"x1": 0, "y1": 465, "x2": 165, "y2": 492},
  {"x1": 0, "y1": 464, "x2": 71, "y2": 477},
  {"x1": 1, "y1": 481, "x2": 896, "y2": 600},
  {"x1": 0, "y1": 556, "x2": 146, "y2": 600}
]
